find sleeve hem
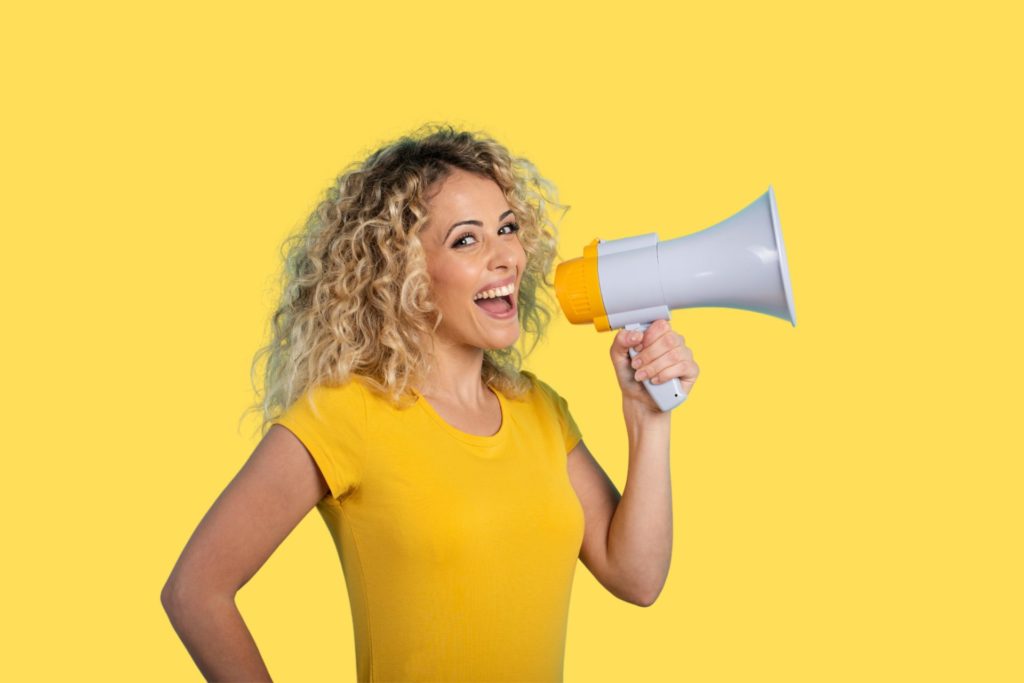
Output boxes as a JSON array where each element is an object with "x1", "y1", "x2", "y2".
[{"x1": 272, "y1": 419, "x2": 344, "y2": 500}]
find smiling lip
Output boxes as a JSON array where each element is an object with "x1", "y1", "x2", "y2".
[
  {"x1": 473, "y1": 275, "x2": 518, "y2": 320},
  {"x1": 473, "y1": 275, "x2": 517, "y2": 299},
  {"x1": 475, "y1": 294, "x2": 517, "y2": 320}
]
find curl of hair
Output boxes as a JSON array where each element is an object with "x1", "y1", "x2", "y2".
[{"x1": 239, "y1": 123, "x2": 570, "y2": 437}]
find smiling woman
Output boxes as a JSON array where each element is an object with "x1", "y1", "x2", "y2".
[{"x1": 163, "y1": 123, "x2": 621, "y2": 683}]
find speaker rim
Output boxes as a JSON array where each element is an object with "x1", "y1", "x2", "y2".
[{"x1": 768, "y1": 185, "x2": 797, "y2": 327}]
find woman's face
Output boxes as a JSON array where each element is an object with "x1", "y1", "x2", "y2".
[{"x1": 419, "y1": 167, "x2": 527, "y2": 352}]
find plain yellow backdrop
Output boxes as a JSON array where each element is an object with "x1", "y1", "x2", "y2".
[{"x1": 2, "y1": 1, "x2": 1021, "y2": 681}]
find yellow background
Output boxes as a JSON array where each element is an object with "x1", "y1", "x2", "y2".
[{"x1": 2, "y1": 1, "x2": 1021, "y2": 681}]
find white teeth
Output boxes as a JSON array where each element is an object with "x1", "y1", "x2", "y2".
[{"x1": 473, "y1": 283, "x2": 515, "y2": 300}]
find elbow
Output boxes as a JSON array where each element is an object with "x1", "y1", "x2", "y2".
[
  {"x1": 632, "y1": 592, "x2": 659, "y2": 608},
  {"x1": 161, "y1": 576, "x2": 237, "y2": 617},
  {"x1": 614, "y1": 586, "x2": 658, "y2": 607},
  {"x1": 160, "y1": 577, "x2": 203, "y2": 616},
  {"x1": 608, "y1": 571, "x2": 665, "y2": 607},
  {"x1": 609, "y1": 583, "x2": 655, "y2": 607},
  {"x1": 630, "y1": 583, "x2": 665, "y2": 607},
  {"x1": 160, "y1": 579, "x2": 183, "y2": 614}
]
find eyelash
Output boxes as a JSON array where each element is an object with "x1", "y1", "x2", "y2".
[{"x1": 451, "y1": 222, "x2": 520, "y2": 248}]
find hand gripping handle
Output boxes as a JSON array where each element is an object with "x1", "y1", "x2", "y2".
[{"x1": 625, "y1": 322, "x2": 688, "y2": 412}]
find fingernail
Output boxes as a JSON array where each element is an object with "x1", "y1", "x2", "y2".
[
  {"x1": 635, "y1": 370, "x2": 646, "y2": 381},
  {"x1": 631, "y1": 358, "x2": 641, "y2": 369}
]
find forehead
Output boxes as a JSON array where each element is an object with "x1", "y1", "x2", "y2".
[{"x1": 426, "y1": 168, "x2": 507, "y2": 217}]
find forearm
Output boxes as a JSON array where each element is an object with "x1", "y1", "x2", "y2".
[
  {"x1": 606, "y1": 405, "x2": 673, "y2": 605},
  {"x1": 162, "y1": 588, "x2": 272, "y2": 682}
]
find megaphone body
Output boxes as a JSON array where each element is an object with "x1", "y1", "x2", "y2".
[{"x1": 554, "y1": 186, "x2": 796, "y2": 412}]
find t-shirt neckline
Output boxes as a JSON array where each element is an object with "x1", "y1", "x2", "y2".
[{"x1": 412, "y1": 384, "x2": 509, "y2": 446}]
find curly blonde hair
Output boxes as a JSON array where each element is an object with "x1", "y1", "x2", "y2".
[{"x1": 240, "y1": 123, "x2": 569, "y2": 437}]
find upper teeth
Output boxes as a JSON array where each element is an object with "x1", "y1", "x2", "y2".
[{"x1": 473, "y1": 283, "x2": 515, "y2": 300}]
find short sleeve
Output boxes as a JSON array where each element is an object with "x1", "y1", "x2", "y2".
[
  {"x1": 526, "y1": 371, "x2": 583, "y2": 455},
  {"x1": 271, "y1": 380, "x2": 367, "y2": 501}
]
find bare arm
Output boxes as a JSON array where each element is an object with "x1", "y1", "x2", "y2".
[
  {"x1": 160, "y1": 425, "x2": 331, "y2": 682},
  {"x1": 566, "y1": 418, "x2": 672, "y2": 608},
  {"x1": 570, "y1": 320, "x2": 690, "y2": 606},
  {"x1": 567, "y1": 438, "x2": 631, "y2": 604},
  {"x1": 609, "y1": 407, "x2": 672, "y2": 605}
]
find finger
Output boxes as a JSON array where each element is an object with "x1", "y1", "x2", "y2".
[
  {"x1": 641, "y1": 319, "x2": 681, "y2": 353},
  {"x1": 643, "y1": 357, "x2": 700, "y2": 387},
  {"x1": 633, "y1": 345, "x2": 687, "y2": 382},
  {"x1": 634, "y1": 338, "x2": 693, "y2": 380},
  {"x1": 614, "y1": 328, "x2": 644, "y2": 353},
  {"x1": 640, "y1": 319, "x2": 669, "y2": 346},
  {"x1": 631, "y1": 330, "x2": 687, "y2": 370}
]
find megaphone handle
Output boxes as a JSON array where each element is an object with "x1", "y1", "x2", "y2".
[{"x1": 625, "y1": 322, "x2": 688, "y2": 412}]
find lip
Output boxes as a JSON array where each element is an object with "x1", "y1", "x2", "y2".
[
  {"x1": 473, "y1": 275, "x2": 517, "y2": 299},
  {"x1": 475, "y1": 294, "x2": 518, "y2": 320},
  {"x1": 473, "y1": 276, "x2": 516, "y2": 311},
  {"x1": 473, "y1": 274, "x2": 518, "y2": 320}
]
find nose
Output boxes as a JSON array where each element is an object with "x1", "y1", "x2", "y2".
[{"x1": 488, "y1": 234, "x2": 520, "y2": 271}]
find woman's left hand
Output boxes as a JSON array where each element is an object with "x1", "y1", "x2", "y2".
[{"x1": 609, "y1": 319, "x2": 699, "y2": 414}]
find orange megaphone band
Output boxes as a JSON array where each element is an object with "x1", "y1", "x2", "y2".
[{"x1": 554, "y1": 239, "x2": 611, "y2": 332}]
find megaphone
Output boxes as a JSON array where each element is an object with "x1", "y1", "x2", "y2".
[{"x1": 554, "y1": 186, "x2": 796, "y2": 412}]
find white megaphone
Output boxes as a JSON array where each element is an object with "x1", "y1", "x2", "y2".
[{"x1": 554, "y1": 186, "x2": 796, "y2": 412}]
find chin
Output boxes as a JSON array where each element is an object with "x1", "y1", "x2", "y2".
[
  {"x1": 481, "y1": 326, "x2": 521, "y2": 350},
  {"x1": 480, "y1": 330, "x2": 520, "y2": 350}
]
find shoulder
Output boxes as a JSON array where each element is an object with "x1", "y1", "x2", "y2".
[
  {"x1": 305, "y1": 376, "x2": 366, "y2": 401},
  {"x1": 289, "y1": 377, "x2": 369, "y2": 420},
  {"x1": 517, "y1": 370, "x2": 544, "y2": 400},
  {"x1": 274, "y1": 377, "x2": 372, "y2": 457},
  {"x1": 517, "y1": 370, "x2": 569, "y2": 410},
  {"x1": 519, "y1": 369, "x2": 558, "y2": 398}
]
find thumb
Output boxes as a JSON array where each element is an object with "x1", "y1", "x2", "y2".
[{"x1": 610, "y1": 328, "x2": 642, "y2": 367}]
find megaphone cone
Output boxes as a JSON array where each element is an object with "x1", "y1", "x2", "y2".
[{"x1": 659, "y1": 185, "x2": 796, "y2": 325}]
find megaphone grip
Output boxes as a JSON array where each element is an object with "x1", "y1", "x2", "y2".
[{"x1": 625, "y1": 322, "x2": 688, "y2": 412}]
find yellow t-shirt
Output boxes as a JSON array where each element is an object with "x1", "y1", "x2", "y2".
[{"x1": 271, "y1": 370, "x2": 585, "y2": 682}]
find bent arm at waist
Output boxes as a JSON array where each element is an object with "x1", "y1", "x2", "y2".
[{"x1": 161, "y1": 585, "x2": 272, "y2": 682}]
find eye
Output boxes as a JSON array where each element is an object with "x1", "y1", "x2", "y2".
[
  {"x1": 451, "y1": 222, "x2": 519, "y2": 249},
  {"x1": 452, "y1": 232, "x2": 477, "y2": 248}
]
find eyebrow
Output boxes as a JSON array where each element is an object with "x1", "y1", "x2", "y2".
[{"x1": 444, "y1": 209, "x2": 515, "y2": 243}]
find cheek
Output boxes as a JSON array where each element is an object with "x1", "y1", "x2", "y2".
[
  {"x1": 515, "y1": 241, "x2": 528, "y2": 265},
  {"x1": 427, "y1": 266, "x2": 473, "y2": 308}
]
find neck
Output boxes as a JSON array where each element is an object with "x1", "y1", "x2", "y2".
[{"x1": 419, "y1": 336, "x2": 489, "y2": 405}]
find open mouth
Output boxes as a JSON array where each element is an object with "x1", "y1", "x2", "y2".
[{"x1": 473, "y1": 294, "x2": 515, "y2": 316}]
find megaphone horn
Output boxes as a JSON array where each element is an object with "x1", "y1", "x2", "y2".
[{"x1": 554, "y1": 186, "x2": 796, "y2": 412}]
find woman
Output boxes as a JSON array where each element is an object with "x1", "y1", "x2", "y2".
[{"x1": 161, "y1": 124, "x2": 699, "y2": 682}]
